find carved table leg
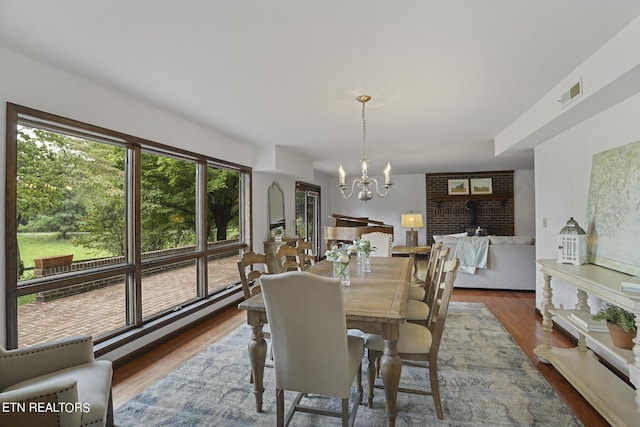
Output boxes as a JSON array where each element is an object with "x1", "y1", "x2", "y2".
[
  {"x1": 575, "y1": 289, "x2": 591, "y2": 352},
  {"x1": 538, "y1": 272, "x2": 555, "y2": 363},
  {"x1": 247, "y1": 313, "x2": 267, "y2": 413},
  {"x1": 381, "y1": 323, "x2": 401, "y2": 427}
]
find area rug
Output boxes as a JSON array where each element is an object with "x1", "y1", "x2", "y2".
[{"x1": 115, "y1": 303, "x2": 583, "y2": 426}]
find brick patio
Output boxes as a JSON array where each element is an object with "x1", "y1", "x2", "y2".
[{"x1": 17, "y1": 256, "x2": 240, "y2": 347}]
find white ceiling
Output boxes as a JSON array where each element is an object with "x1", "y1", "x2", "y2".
[{"x1": 1, "y1": 1, "x2": 638, "y2": 175}]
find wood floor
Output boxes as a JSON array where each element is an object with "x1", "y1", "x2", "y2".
[{"x1": 111, "y1": 289, "x2": 610, "y2": 426}]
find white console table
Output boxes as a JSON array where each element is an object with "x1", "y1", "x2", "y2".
[{"x1": 535, "y1": 260, "x2": 640, "y2": 427}]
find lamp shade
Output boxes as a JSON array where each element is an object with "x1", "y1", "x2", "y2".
[{"x1": 401, "y1": 213, "x2": 424, "y2": 229}]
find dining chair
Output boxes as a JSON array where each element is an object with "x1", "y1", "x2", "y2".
[
  {"x1": 276, "y1": 244, "x2": 303, "y2": 271},
  {"x1": 408, "y1": 242, "x2": 443, "y2": 301},
  {"x1": 364, "y1": 258, "x2": 459, "y2": 420},
  {"x1": 237, "y1": 251, "x2": 270, "y2": 300},
  {"x1": 406, "y1": 246, "x2": 450, "y2": 326},
  {"x1": 296, "y1": 240, "x2": 316, "y2": 269},
  {"x1": 424, "y1": 247, "x2": 451, "y2": 326},
  {"x1": 259, "y1": 271, "x2": 364, "y2": 427},
  {"x1": 360, "y1": 232, "x2": 393, "y2": 257}
]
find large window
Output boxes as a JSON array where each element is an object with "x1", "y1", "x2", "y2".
[{"x1": 5, "y1": 104, "x2": 250, "y2": 349}]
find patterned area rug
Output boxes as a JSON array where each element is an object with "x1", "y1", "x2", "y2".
[{"x1": 115, "y1": 303, "x2": 583, "y2": 426}]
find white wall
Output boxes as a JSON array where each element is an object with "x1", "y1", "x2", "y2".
[
  {"x1": 514, "y1": 169, "x2": 536, "y2": 237},
  {"x1": 535, "y1": 93, "x2": 640, "y2": 312}
]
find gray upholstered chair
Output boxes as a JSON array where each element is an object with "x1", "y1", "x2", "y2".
[
  {"x1": 259, "y1": 271, "x2": 363, "y2": 427},
  {"x1": 365, "y1": 258, "x2": 459, "y2": 420},
  {"x1": 360, "y1": 232, "x2": 392, "y2": 257},
  {"x1": 0, "y1": 334, "x2": 113, "y2": 427}
]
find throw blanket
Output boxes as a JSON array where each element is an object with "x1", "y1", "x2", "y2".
[{"x1": 454, "y1": 236, "x2": 489, "y2": 274}]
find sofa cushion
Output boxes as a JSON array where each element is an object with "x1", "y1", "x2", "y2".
[{"x1": 488, "y1": 235, "x2": 535, "y2": 245}]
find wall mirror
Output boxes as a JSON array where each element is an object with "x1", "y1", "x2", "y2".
[{"x1": 268, "y1": 181, "x2": 285, "y2": 232}]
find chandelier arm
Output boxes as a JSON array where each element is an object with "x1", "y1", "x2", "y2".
[
  {"x1": 339, "y1": 178, "x2": 361, "y2": 199},
  {"x1": 369, "y1": 177, "x2": 393, "y2": 198}
]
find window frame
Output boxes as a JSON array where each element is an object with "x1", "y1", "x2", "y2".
[{"x1": 5, "y1": 103, "x2": 251, "y2": 350}]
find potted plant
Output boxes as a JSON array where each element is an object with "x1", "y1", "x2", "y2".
[{"x1": 592, "y1": 303, "x2": 637, "y2": 350}]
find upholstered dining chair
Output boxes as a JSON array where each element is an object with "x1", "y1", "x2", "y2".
[
  {"x1": 0, "y1": 334, "x2": 113, "y2": 427},
  {"x1": 259, "y1": 271, "x2": 364, "y2": 427},
  {"x1": 296, "y1": 240, "x2": 316, "y2": 269},
  {"x1": 360, "y1": 232, "x2": 393, "y2": 257},
  {"x1": 364, "y1": 258, "x2": 459, "y2": 420},
  {"x1": 276, "y1": 244, "x2": 303, "y2": 271},
  {"x1": 237, "y1": 251, "x2": 270, "y2": 300}
]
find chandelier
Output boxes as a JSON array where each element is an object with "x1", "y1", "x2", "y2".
[{"x1": 338, "y1": 95, "x2": 392, "y2": 202}]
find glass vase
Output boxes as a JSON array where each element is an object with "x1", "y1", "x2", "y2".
[
  {"x1": 333, "y1": 260, "x2": 351, "y2": 287},
  {"x1": 360, "y1": 252, "x2": 371, "y2": 273}
]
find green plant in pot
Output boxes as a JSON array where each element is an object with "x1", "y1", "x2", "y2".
[{"x1": 592, "y1": 303, "x2": 637, "y2": 350}]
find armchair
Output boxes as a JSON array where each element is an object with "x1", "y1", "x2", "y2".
[{"x1": 0, "y1": 334, "x2": 113, "y2": 427}]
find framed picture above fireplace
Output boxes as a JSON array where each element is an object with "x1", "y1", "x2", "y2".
[
  {"x1": 470, "y1": 178, "x2": 493, "y2": 195},
  {"x1": 447, "y1": 179, "x2": 469, "y2": 195}
]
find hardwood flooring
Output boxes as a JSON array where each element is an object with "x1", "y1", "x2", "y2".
[{"x1": 111, "y1": 289, "x2": 610, "y2": 426}]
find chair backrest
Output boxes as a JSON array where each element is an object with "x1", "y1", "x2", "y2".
[
  {"x1": 425, "y1": 246, "x2": 450, "y2": 325},
  {"x1": 424, "y1": 241, "x2": 443, "y2": 285},
  {"x1": 237, "y1": 251, "x2": 269, "y2": 300},
  {"x1": 259, "y1": 271, "x2": 352, "y2": 397},
  {"x1": 361, "y1": 232, "x2": 393, "y2": 257},
  {"x1": 276, "y1": 244, "x2": 303, "y2": 271},
  {"x1": 428, "y1": 258, "x2": 459, "y2": 356},
  {"x1": 296, "y1": 240, "x2": 316, "y2": 269}
]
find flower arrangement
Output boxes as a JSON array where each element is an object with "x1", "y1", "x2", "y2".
[
  {"x1": 353, "y1": 237, "x2": 376, "y2": 255},
  {"x1": 325, "y1": 244, "x2": 357, "y2": 285},
  {"x1": 325, "y1": 243, "x2": 357, "y2": 263}
]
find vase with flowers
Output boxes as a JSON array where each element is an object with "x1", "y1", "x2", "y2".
[
  {"x1": 354, "y1": 237, "x2": 376, "y2": 273},
  {"x1": 325, "y1": 243, "x2": 357, "y2": 286}
]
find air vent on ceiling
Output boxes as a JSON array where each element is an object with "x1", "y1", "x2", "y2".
[{"x1": 557, "y1": 80, "x2": 582, "y2": 108}]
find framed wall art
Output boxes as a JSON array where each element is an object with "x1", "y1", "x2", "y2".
[
  {"x1": 585, "y1": 140, "x2": 640, "y2": 276},
  {"x1": 447, "y1": 179, "x2": 469, "y2": 195},
  {"x1": 470, "y1": 178, "x2": 493, "y2": 195}
]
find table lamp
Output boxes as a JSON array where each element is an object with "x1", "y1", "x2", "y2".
[{"x1": 401, "y1": 212, "x2": 424, "y2": 247}]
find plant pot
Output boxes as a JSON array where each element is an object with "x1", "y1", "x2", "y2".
[
  {"x1": 606, "y1": 321, "x2": 637, "y2": 350},
  {"x1": 33, "y1": 254, "x2": 74, "y2": 269}
]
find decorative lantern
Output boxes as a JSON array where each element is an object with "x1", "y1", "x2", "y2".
[{"x1": 557, "y1": 217, "x2": 587, "y2": 265}]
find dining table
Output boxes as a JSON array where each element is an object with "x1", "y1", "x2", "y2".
[{"x1": 238, "y1": 256, "x2": 412, "y2": 427}]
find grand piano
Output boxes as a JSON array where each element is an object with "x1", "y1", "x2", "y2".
[{"x1": 323, "y1": 213, "x2": 394, "y2": 251}]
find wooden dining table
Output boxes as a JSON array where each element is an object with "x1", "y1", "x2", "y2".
[{"x1": 238, "y1": 256, "x2": 412, "y2": 427}]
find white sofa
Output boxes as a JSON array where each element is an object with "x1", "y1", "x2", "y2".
[{"x1": 437, "y1": 235, "x2": 536, "y2": 290}]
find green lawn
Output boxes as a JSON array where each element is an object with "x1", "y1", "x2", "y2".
[{"x1": 18, "y1": 232, "x2": 112, "y2": 268}]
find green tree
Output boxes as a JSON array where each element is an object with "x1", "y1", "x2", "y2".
[{"x1": 208, "y1": 168, "x2": 240, "y2": 241}]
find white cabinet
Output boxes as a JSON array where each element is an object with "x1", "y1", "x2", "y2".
[{"x1": 535, "y1": 260, "x2": 640, "y2": 427}]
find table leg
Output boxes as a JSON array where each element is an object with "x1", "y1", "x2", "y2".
[
  {"x1": 247, "y1": 313, "x2": 267, "y2": 413},
  {"x1": 537, "y1": 272, "x2": 554, "y2": 363},
  {"x1": 381, "y1": 323, "x2": 401, "y2": 427}
]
